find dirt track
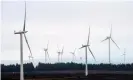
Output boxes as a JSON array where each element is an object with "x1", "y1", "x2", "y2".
[{"x1": 2, "y1": 70, "x2": 133, "y2": 80}]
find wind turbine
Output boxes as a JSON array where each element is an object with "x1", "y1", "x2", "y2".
[
  {"x1": 60, "y1": 46, "x2": 64, "y2": 62},
  {"x1": 28, "y1": 55, "x2": 34, "y2": 62},
  {"x1": 70, "y1": 48, "x2": 76, "y2": 62},
  {"x1": 79, "y1": 26, "x2": 96, "y2": 76},
  {"x1": 44, "y1": 41, "x2": 50, "y2": 63},
  {"x1": 101, "y1": 25, "x2": 120, "y2": 64},
  {"x1": 123, "y1": 48, "x2": 126, "y2": 64},
  {"x1": 14, "y1": 2, "x2": 33, "y2": 80},
  {"x1": 80, "y1": 57, "x2": 83, "y2": 63},
  {"x1": 57, "y1": 46, "x2": 61, "y2": 63}
]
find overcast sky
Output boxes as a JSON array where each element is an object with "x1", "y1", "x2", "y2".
[{"x1": 1, "y1": 1, "x2": 133, "y2": 65}]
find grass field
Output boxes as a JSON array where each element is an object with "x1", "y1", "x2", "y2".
[{"x1": 2, "y1": 70, "x2": 133, "y2": 80}]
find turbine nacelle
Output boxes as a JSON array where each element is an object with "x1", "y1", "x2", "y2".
[
  {"x1": 14, "y1": 30, "x2": 28, "y2": 34},
  {"x1": 80, "y1": 44, "x2": 90, "y2": 49},
  {"x1": 44, "y1": 48, "x2": 48, "y2": 51},
  {"x1": 57, "y1": 51, "x2": 61, "y2": 54},
  {"x1": 70, "y1": 52, "x2": 74, "y2": 54},
  {"x1": 107, "y1": 36, "x2": 111, "y2": 39}
]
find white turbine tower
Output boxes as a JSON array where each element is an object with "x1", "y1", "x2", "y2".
[
  {"x1": 123, "y1": 48, "x2": 126, "y2": 64},
  {"x1": 44, "y1": 41, "x2": 50, "y2": 63},
  {"x1": 57, "y1": 46, "x2": 61, "y2": 63},
  {"x1": 70, "y1": 48, "x2": 76, "y2": 62},
  {"x1": 101, "y1": 25, "x2": 120, "y2": 64},
  {"x1": 57, "y1": 51, "x2": 61, "y2": 63},
  {"x1": 80, "y1": 57, "x2": 83, "y2": 64},
  {"x1": 79, "y1": 26, "x2": 96, "y2": 76},
  {"x1": 60, "y1": 46, "x2": 64, "y2": 62},
  {"x1": 57, "y1": 46, "x2": 64, "y2": 63},
  {"x1": 14, "y1": 2, "x2": 33, "y2": 80}
]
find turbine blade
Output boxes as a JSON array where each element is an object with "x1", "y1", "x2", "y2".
[
  {"x1": 111, "y1": 38, "x2": 120, "y2": 49},
  {"x1": 88, "y1": 47, "x2": 96, "y2": 61},
  {"x1": 87, "y1": 26, "x2": 90, "y2": 45},
  {"x1": 23, "y1": 1, "x2": 26, "y2": 31},
  {"x1": 101, "y1": 37, "x2": 108, "y2": 42},
  {"x1": 24, "y1": 33, "x2": 33, "y2": 56},
  {"x1": 79, "y1": 46, "x2": 84, "y2": 49}
]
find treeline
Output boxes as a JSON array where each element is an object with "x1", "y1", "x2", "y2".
[{"x1": 1, "y1": 62, "x2": 133, "y2": 72}]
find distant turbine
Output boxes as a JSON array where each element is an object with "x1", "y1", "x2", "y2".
[
  {"x1": 80, "y1": 57, "x2": 82, "y2": 60},
  {"x1": 70, "y1": 48, "x2": 76, "y2": 62},
  {"x1": 57, "y1": 45, "x2": 61, "y2": 63},
  {"x1": 28, "y1": 55, "x2": 34, "y2": 62},
  {"x1": 79, "y1": 26, "x2": 96, "y2": 76},
  {"x1": 57, "y1": 51, "x2": 61, "y2": 63},
  {"x1": 123, "y1": 48, "x2": 126, "y2": 64},
  {"x1": 44, "y1": 41, "x2": 50, "y2": 63},
  {"x1": 61, "y1": 46, "x2": 64, "y2": 62},
  {"x1": 14, "y1": 2, "x2": 33, "y2": 80},
  {"x1": 80, "y1": 57, "x2": 82, "y2": 63},
  {"x1": 101, "y1": 25, "x2": 120, "y2": 64}
]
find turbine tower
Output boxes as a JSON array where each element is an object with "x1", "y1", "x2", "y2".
[
  {"x1": 57, "y1": 51, "x2": 61, "y2": 63},
  {"x1": 44, "y1": 41, "x2": 50, "y2": 63},
  {"x1": 80, "y1": 57, "x2": 82, "y2": 63},
  {"x1": 60, "y1": 46, "x2": 64, "y2": 62},
  {"x1": 123, "y1": 48, "x2": 126, "y2": 64},
  {"x1": 57, "y1": 46, "x2": 61, "y2": 63},
  {"x1": 101, "y1": 25, "x2": 120, "y2": 64},
  {"x1": 57, "y1": 46, "x2": 64, "y2": 63},
  {"x1": 79, "y1": 26, "x2": 96, "y2": 76},
  {"x1": 14, "y1": 2, "x2": 33, "y2": 80},
  {"x1": 70, "y1": 48, "x2": 76, "y2": 62}
]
